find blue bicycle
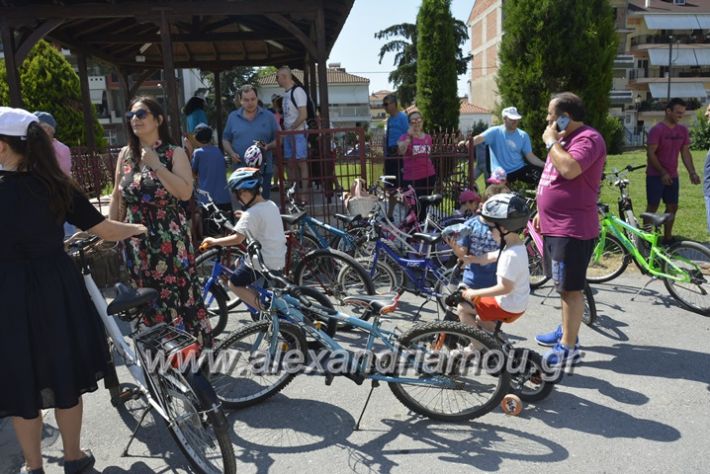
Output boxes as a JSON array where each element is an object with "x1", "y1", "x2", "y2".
[{"x1": 209, "y1": 240, "x2": 515, "y2": 422}]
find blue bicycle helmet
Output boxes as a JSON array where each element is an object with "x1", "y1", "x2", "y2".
[{"x1": 228, "y1": 167, "x2": 262, "y2": 192}]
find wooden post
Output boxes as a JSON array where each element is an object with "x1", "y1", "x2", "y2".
[
  {"x1": 214, "y1": 71, "x2": 223, "y2": 149},
  {"x1": 1, "y1": 22, "x2": 22, "y2": 107},
  {"x1": 76, "y1": 52, "x2": 97, "y2": 150},
  {"x1": 159, "y1": 10, "x2": 181, "y2": 141}
]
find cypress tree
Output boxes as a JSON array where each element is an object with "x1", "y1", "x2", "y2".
[{"x1": 415, "y1": 0, "x2": 460, "y2": 132}]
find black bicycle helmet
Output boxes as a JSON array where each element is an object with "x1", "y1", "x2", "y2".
[{"x1": 480, "y1": 193, "x2": 530, "y2": 233}]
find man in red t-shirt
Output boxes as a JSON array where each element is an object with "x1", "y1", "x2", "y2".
[
  {"x1": 534, "y1": 92, "x2": 606, "y2": 368},
  {"x1": 645, "y1": 98, "x2": 700, "y2": 244}
]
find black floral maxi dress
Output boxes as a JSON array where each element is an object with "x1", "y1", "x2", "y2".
[{"x1": 118, "y1": 144, "x2": 211, "y2": 343}]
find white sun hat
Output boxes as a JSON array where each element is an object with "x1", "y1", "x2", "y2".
[{"x1": 0, "y1": 107, "x2": 39, "y2": 138}]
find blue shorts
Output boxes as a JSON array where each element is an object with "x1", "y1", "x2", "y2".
[
  {"x1": 646, "y1": 175, "x2": 679, "y2": 206},
  {"x1": 283, "y1": 133, "x2": 307, "y2": 160},
  {"x1": 229, "y1": 259, "x2": 264, "y2": 287}
]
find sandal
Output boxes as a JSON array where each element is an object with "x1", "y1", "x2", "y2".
[
  {"x1": 63, "y1": 450, "x2": 95, "y2": 474},
  {"x1": 19, "y1": 466, "x2": 45, "y2": 474}
]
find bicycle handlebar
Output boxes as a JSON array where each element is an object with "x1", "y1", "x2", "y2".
[
  {"x1": 602, "y1": 163, "x2": 645, "y2": 181},
  {"x1": 64, "y1": 232, "x2": 101, "y2": 249}
]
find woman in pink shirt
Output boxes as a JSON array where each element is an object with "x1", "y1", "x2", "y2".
[{"x1": 397, "y1": 111, "x2": 435, "y2": 202}]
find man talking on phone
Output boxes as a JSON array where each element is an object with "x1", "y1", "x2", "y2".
[{"x1": 533, "y1": 92, "x2": 606, "y2": 368}]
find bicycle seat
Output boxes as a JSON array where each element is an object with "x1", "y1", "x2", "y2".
[
  {"x1": 411, "y1": 232, "x2": 442, "y2": 245},
  {"x1": 343, "y1": 294, "x2": 398, "y2": 314},
  {"x1": 282, "y1": 211, "x2": 306, "y2": 226},
  {"x1": 335, "y1": 213, "x2": 361, "y2": 225},
  {"x1": 107, "y1": 283, "x2": 158, "y2": 315},
  {"x1": 418, "y1": 194, "x2": 443, "y2": 205},
  {"x1": 640, "y1": 212, "x2": 673, "y2": 228}
]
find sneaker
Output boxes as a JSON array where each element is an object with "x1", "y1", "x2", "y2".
[
  {"x1": 19, "y1": 466, "x2": 45, "y2": 474},
  {"x1": 543, "y1": 342, "x2": 581, "y2": 367},
  {"x1": 63, "y1": 450, "x2": 95, "y2": 474},
  {"x1": 535, "y1": 325, "x2": 579, "y2": 347}
]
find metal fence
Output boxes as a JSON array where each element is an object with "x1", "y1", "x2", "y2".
[{"x1": 71, "y1": 146, "x2": 121, "y2": 213}]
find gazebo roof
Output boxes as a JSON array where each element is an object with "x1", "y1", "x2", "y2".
[{"x1": 1, "y1": 0, "x2": 354, "y2": 71}]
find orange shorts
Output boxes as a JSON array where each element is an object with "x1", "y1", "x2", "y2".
[{"x1": 473, "y1": 296, "x2": 524, "y2": 323}]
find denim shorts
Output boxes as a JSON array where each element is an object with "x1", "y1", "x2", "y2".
[
  {"x1": 229, "y1": 259, "x2": 264, "y2": 287},
  {"x1": 283, "y1": 133, "x2": 308, "y2": 160},
  {"x1": 646, "y1": 175, "x2": 679, "y2": 206}
]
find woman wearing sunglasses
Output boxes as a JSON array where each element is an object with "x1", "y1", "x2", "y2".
[{"x1": 108, "y1": 97, "x2": 212, "y2": 346}]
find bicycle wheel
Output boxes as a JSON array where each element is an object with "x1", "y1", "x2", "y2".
[
  {"x1": 148, "y1": 368, "x2": 236, "y2": 474},
  {"x1": 508, "y1": 348, "x2": 554, "y2": 402},
  {"x1": 210, "y1": 320, "x2": 307, "y2": 409},
  {"x1": 388, "y1": 321, "x2": 509, "y2": 421},
  {"x1": 203, "y1": 282, "x2": 229, "y2": 337},
  {"x1": 525, "y1": 236, "x2": 549, "y2": 289},
  {"x1": 195, "y1": 248, "x2": 241, "y2": 310},
  {"x1": 586, "y1": 233, "x2": 629, "y2": 283},
  {"x1": 582, "y1": 282, "x2": 597, "y2": 326},
  {"x1": 293, "y1": 248, "x2": 375, "y2": 315},
  {"x1": 355, "y1": 257, "x2": 398, "y2": 295},
  {"x1": 286, "y1": 233, "x2": 321, "y2": 277},
  {"x1": 662, "y1": 241, "x2": 710, "y2": 316},
  {"x1": 434, "y1": 265, "x2": 463, "y2": 312},
  {"x1": 290, "y1": 286, "x2": 338, "y2": 336}
]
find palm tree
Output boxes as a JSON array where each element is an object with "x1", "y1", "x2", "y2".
[{"x1": 375, "y1": 19, "x2": 471, "y2": 106}]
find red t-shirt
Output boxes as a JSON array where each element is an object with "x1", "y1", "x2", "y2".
[
  {"x1": 399, "y1": 133, "x2": 435, "y2": 181},
  {"x1": 646, "y1": 122, "x2": 689, "y2": 178},
  {"x1": 536, "y1": 125, "x2": 606, "y2": 240}
]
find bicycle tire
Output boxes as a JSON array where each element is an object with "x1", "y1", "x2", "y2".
[
  {"x1": 508, "y1": 348, "x2": 554, "y2": 402},
  {"x1": 293, "y1": 248, "x2": 375, "y2": 313},
  {"x1": 286, "y1": 233, "x2": 321, "y2": 277},
  {"x1": 210, "y1": 320, "x2": 307, "y2": 409},
  {"x1": 289, "y1": 286, "x2": 337, "y2": 336},
  {"x1": 203, "y1": 282, "x2": 229, "y2": 337},
  {"x1": 662, "y1": 241, "x2": 710, "y2": 316},
  {"x1": 147, "y1": 368, "x2": 236, "y2": 474},
  {"x1": 388, "y1": 321, "x2": 509, "y2": 421},
  {"x1": 195, "y1": 248, "x2": 240, "y2": 310},
  {"x1": 434, "y1": 265, "x2": 463, "y2": 312},
  {"x1": 582, "y1": 282, "x2": 597, "y2": 326},
  {"x1": 586, "y1": 233, "x2": 629, "y2": 283},
  {"x1": 355, "y1": 256, "x2": 399, "y2": 296},
  {"x1": 525, "y1": 235, "x2": 549, "y2": 289}
]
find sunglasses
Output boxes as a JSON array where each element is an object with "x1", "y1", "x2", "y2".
[{"x1": 125, "y1": 109, "x2": 150, "y2": 121}]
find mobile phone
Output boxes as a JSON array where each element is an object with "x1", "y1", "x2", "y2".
[{"x1": 556, "y1": 115, "x2": 570, "y2": 132}]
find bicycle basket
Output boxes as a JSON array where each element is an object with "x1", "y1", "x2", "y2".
[
  {"x1": 346, "y1": 196, "x2": 377, "y2": 218},
  {"x1": 135, "y1": 323, "x2": 199, "y2": 372},
  {"x1": 66, "y1": 239, "x2": 129, "y2": 288}
]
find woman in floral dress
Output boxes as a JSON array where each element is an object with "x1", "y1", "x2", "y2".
[{"x1": 109, "y1": 96, "x2": 211, "y2": 345}]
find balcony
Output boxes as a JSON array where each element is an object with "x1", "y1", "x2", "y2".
[{"x1": 631, "y1": 33, "x2": 710, "y2": 49}]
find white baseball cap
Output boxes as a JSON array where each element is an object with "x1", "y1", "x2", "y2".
[
  {"x1": 0, "y1": 107, "x2": 38, "y2": 138},
  {"x1": 502, "y1": 106, "x2": 522, "y2": 120}
]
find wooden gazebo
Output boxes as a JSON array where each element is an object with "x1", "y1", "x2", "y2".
[{"x1": 0, "y1": 0, "x2": 354, "y2": 147}]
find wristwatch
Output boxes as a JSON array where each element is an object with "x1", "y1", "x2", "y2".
[{"x1": 545, "y1": 140, "x2": 558, "y2": 151}]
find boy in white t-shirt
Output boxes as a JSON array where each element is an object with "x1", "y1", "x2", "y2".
[
  {"x1": 201, "y1": 167, "x2": 286, "y2": 309},
  {"x1": 447, "y1": 193, "x2": 531, "y2": 332}
]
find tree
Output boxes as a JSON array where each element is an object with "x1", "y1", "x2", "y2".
[
  {"x1": 0, "y1": 40, "x2": 105, "y2": 147},
  {"x1": 690, "y1": 108, "x2": 710, "y2": 151},
  {"x1": 375, "y1": 17, "x2": 470, "y2": 107},
  {"x1": 200, "y1": 66, "x2": 258, "y2": 125},
  {"x1": 496, "y1": 0, "x2": 617, "y2": 152},
  {"x1": 415, "y1": 0, "x2": 460, "y2": 132}
]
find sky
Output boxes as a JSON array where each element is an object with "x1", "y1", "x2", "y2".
[{"x1": 328, "y1": 0, "x2": 474, "y2": 97}]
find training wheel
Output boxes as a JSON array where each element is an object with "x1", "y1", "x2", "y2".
[{"x1": 501, "y1": 394, "x2": 523, "y2": 416}]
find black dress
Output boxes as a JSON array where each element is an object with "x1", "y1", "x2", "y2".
[{"x1": 0, "y1": 170, "x2": 108, "y2": 419}]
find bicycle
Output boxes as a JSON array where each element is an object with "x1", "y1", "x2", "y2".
[
  {"x1": 589, "y1": 201, "x2": 710, "y2": 315},
  {"x1": 65, "y1": 233, "x2": 236, "y2": 474},
  {"x1": 210, "y1": 240, "x2": 550, "y2": 422},
  {"x1": 586, "y1": 163, "x2": 648, "y2": 283}
]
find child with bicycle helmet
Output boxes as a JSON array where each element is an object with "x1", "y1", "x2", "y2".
[
  {"x1": 448, "y1": 192, "x2": 531, "y2": 332},
  {"x1": 200, "y1": 167, "x2": 286, "y2": 309}
]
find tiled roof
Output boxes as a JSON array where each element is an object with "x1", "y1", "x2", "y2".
[
  {"x1": 460, "y1": 99, "x2": 491, "y2": 114},
  {"x1": 258, "y1": 68, "x2": 370, "y2": 86},
  {"x1": 370, "y1": 90, "x2": 393, "y2": 100}
]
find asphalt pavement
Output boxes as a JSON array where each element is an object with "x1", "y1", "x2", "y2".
[{"x1": 1, "y1": 272, "x2": 709, "y2": 474}]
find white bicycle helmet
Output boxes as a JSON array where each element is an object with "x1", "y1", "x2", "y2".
[
  {"x1": 244, "y1": 144, "x2": 263, "y2": 168},
  {"x1": 481, "y1": 193, "x2": 530, "y2": 233}
]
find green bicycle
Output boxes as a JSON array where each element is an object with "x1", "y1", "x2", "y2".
[{"x1": 588, "y1": 202, "x2": 710, "y2": 316}]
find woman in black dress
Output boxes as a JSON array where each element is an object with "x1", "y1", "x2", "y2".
[{"x1": 0, "y1": 107, "x2": 146, "y2": 474}]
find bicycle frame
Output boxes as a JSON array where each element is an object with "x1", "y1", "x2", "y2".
[{"x1": 597, "y1": 211, "x2": 691, "y2": 283}]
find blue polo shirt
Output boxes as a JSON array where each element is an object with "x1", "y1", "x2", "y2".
[
  {"x1": 386, "y1": 111, "x2": 409, "y2": 148},
  {"x1": 223, "y1": 106, "x2": 280, "y2": 173},
  {"x1": 482, "y1": 125, "x2": 533, "y2": 174},
  {"x1": 192, "y1": 145, "x2": 231, "y2": 205}
]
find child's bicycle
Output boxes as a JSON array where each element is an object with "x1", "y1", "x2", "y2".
[
  {"x1": 443, "y1": 289, "x2": 555, "y2": 415},
  {"x1": 209, "y1": 240, "x2": 548, "y2": 422},
  {"x1": 65, "y1": 233, "x2": 236, "y2": 474}
]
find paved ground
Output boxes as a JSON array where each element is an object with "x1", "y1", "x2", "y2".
[{"x1": 2, "y1": 272, "x2": 709, "y2": 474}]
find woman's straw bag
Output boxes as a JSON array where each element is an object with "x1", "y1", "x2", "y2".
[{"x1": 344, "y1": 178, "x2": 377, "y2": 218}]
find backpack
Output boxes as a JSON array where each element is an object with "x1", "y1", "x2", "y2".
[{"x1": 290, "y1": 85, "x2": 318, "y2": 129}]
